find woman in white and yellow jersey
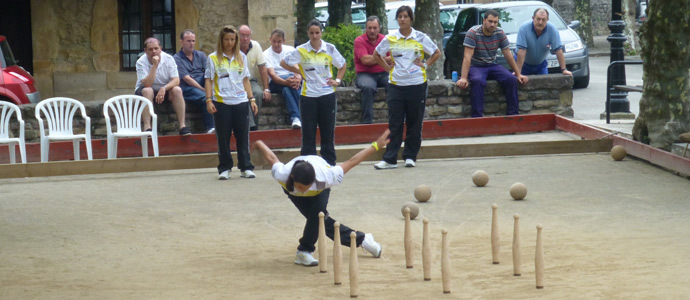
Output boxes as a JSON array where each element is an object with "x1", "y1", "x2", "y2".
[
  {"x1": 204, "y1": 25, "x2": 259, "y2": 180},
  {"x1": 280, "y1": 20, "x2": 346, "y2": 166},
  {"x1": 373, "y1": 5, "x2": 441, "y2": 170}
]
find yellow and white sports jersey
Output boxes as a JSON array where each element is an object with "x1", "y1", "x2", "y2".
[
  {"x1": 375, "y1": 28, "x2": 438, "y2": 86},
  {"x1": 205, "y1": 51, "x2": 250, "y2": 105},
  {"x1": 272, "y1": 155, "x2": 344, "y2": 197},
  {"x1": 283, "y1": 40, "x2": 346, "y2": 98}
]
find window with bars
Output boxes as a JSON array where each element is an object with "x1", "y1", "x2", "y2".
[{"x1": 118, "y1": 0, "x2": 175, "y2": 71}]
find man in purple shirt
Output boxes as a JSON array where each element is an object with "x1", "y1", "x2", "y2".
[
  {"x1": 456, "y1": 10, "x2": 528, "y2": 118},
  {"x1": 354, "y1": 16, "x2": 391, "y2": 124}
]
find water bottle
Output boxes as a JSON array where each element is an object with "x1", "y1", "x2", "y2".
[{"x1": 452, "y1": 71, "x2": 458, "y2": 82}]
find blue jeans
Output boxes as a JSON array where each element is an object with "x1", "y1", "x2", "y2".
[
  {"x1": 182, "y1": 80, "x2": 214, "y2": 130},
  {"x1": 468, "y1": 64, "x2": 519, "y2": 117},
  {"x1": 514, "y1": 54, "x2": 548, "y2": 75},
  {"x1": 269, "y1": 74, "x2": 301, "y2": 121}
]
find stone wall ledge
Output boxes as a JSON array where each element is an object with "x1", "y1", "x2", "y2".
[{"x1": 12, "y1": 75, "x2": 573, "y2": 142}]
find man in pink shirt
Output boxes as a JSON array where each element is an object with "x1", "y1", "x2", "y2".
[{"x1": 354, "y1": 16, "x2": 391, "y2": 124}]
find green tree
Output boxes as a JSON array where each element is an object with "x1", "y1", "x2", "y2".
[
  {"x1": 327, "y1": 0, "x2": 352, "y2": 27},
  {"x1": 322, "y1": 24, "x2": 361, "y2": 86},
  {"x1": 574, "y1": 0, "x2": 594, "y2": 47},
  {"x1": 366, "y1": 0, "x2": 387, "y2": 34},
  {"x1": 413, "y1": 0, "x2": 444, "y2": 81},
  {"x1": 632, "y1": 0, "x2": 690, "y2": 149},
  {"x1": 295, "y1": 0, "x2": 316, "y2": 45}
]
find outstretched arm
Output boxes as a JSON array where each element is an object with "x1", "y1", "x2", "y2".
[
  {"x1": 252, "y1": 140, "x2": 281, "y2": 166},
  {"x1": 339, "y1": 129, "x2": 390, "y2": 174}
]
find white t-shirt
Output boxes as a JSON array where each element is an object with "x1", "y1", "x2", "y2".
[
  {"x1": 263, "y1": 45, "x2": 296, "y2": 78},
  {"x1": 272, "y1": 155, "x2": 344, "y2": 197},
  {"x1": 135, "y1": 52, "x2": 179, "y2": 91}
]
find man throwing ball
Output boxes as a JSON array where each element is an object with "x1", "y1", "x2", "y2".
[{"x1": 253, "y1": 129, "x2": 390, "y2": 266}]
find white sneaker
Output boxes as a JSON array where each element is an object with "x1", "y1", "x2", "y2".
[
  {"x1": 405, "y1": 159, "x2": 416, "y2": 168},
  {"x1": 241, "y1": 170, "x2": 256, "y2": 178},
  {"x1": 207, "y1": 128, "x2": 216, "y2": 134},
  {"x1": 218, "y1": 170, "x2": 230, "y2": 180},
  {"x1": 294, "y1": 251, "x2": 319, "y2": 266},
  {"x1": 374, "y1": 160, "x2": 398, "y2": 170},
  {"x1": 291, "y1": 118, "x2": 302, "y2": 129},
  {"x1": 362, "y1": 233, "x2": 382, "y2": 258}
]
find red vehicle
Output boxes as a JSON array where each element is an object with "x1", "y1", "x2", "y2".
[{"x1": 0, "y1": 35, "x2": 40, "y2": 105}]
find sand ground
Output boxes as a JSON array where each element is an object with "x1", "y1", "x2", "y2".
[{"x1": 1, "y1": 153, "x2": 689, "y2": 299}]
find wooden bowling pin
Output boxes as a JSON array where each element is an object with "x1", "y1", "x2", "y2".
[
  {"x1": 349, "y1": 231, "x2": 359, "y2": 298},
  {"x1": 535, "y1": 224, "x2": 544, "y2": 289},
  {"x1": 491, "y1": 204, "x2": 499, "y2": 264},
  {"x1": 422, "y1": 218, "x2": 431, "y2": 281},
  {"x1": 441, "y1": 229, "x2": 451, "y2": 294},
  {"x1": 404, "y1": 207, "x2": 413, "y2": 268},
  {"x1": 333, "y1": 222, "x2": 342, "y2": 285},
  {"x1": 513, "y1": 214, "x2": 521, "y2": 276},
  {"x1": 318, "y1": 212, "x2": 327, "y2": 273}
]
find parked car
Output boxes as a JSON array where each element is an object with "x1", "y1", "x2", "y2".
[
  {"x1": 0, "y1": 35, "x2": 40, "y2": 105},
  {"x1": 441, "y1": 4, "x2": 475, "y2": 48},
  {"x1": 444, "y1": 1, "x2": 590, "y2": 88},
  {"x1": 637, "y1": 0, "x2": 648, "y2": 24},
  {"x1": 316, "y1": 2, "x2": 366, "y2": 28}
]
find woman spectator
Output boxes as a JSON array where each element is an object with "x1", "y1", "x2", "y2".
[{"x1": 372, "y1": 5, "x2": 441, "y2": 169}]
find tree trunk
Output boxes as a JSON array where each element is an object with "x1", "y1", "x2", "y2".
[
  {"x1": 622, "y1": 0, "x2": 638, "y2": 53},
  {"x1": 295, "y1": 0, "x2": 316, "y2": 45},
  {"x1": 366, "y1": 0, "x2": 387, "y2": 34},
  {"x1": 327, "y1": 0, "x2": 352, "y2": 28},
  {"x1": 632, "y1": 0, "x2": 690, "y2": 149},
  {"x1": 413, "y1": 0, "x2": 444, "y2": 81},
  {"x1": 574, "y1": 0, "x2": 594, "y2": 47}
]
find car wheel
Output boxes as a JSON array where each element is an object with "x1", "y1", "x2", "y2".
[{"x1": 573, "y1": 72, "x2": 589, "y2": 89}]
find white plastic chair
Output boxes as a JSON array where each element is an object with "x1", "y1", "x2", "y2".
[
  {"x1": 35, "y1": 97, "x2": 93, "y2": 162},
  {"x1": 0, "y1": 102, "x2": 26, "y2": 163},
  {"x1": 103, "y1": 95, "x2": 158, "y2": 159}
]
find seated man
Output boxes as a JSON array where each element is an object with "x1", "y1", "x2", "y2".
[
  {"x1": 174, "y1": 29, "x2": 215, "y2": 133},
  {"x1": 456, "y1": 10, "x2": 528, "y2": 118},
  {"x1": 239, "y1": 25, "x2": 271, "y2": 131},
  {"x1": 263, "y1": 28, "x2": 303, "y2": 129},
  {"x1": 135, "y1": 37, "x2": 190, "y2": 135},
  {"x1": 354, "y1": 16, "x2": 390, "y2": 124},
  {"x1": 515, "y1": 8, "x2": 572, "y2": 76}
]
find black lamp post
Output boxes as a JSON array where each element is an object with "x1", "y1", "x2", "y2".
[{"x1": 607, "y1": 0, "x2": 631, "y2": 114}]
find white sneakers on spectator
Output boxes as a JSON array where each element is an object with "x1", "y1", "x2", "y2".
[
  {"x1": 218, "y1": 170, "x2": 230, "y2": 180},
  {"x1": 294, "y1": 251, "x2": 318, "y2": 266},
  {"x1": 362, "y1": 233, "x2": 382, "y2": 258},
  {"x1": 405, "y1": 159, "x2": 416, "y2": 168},
  {"x1": 241, "y1": 170, "x2": 256, "y2": 178},
  {"x1": 374, "y1": 160, "x2": 398, "y2": 169},
  {"x1": 292, "y1": 118, "x2": 302, "y2": 129}
]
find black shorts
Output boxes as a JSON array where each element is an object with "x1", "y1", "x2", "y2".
[{"x1": 135, "y1": 86, "x2": 172, "y2": 102}]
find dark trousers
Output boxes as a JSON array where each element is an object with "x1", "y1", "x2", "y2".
[
  {"x1": 286, "y1": 188, "x2": 365, "y2": 253},
  {"x1": 355, "y1": 72, "x2": 389, "y2": 124},
  {"x1": 468, "y1": 64, "x2": 519, "y2": 117},
  {"x1": 181, "y1": 77, "x2": 215, "y2": 130},
  {"x1": 213, "y1": 101, "x2": 254, "y2": 173},
  {"x1": 382, "y1": 82, "x2": 427, "y2": 164},
  {"x1": 300, "y1": 93, "x2": 336, "y2": 166}
]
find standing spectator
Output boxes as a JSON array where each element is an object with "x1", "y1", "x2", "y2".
[
  {"x1": 135, "y1": 37, "x2": 190, "y2": 135},
  {"x1": 456, "y1": 10, "x2": 528, "y2": 118},
  {"x1": 281, "y1": 20, "x2": 346, "y2": 166},
  {"x1": 174, "y1": 29, "x2": 215, "y2": 134},
  {"x1": 515, "y1": 8, "x2": 572, "y2": 76},
  {"x1": 239, "y1": 25, "x2": 271, "y2": 131},
  {"x1": 263, "y1": 28, "x2": 303, "y2": 129},
  {"x1": 205, "y1": 25, "x2": 258, "y2": 180},
  {"x1": 372, "y1": 6, "x2": 441, "y2": 169},
  {"x1": 354, "y1": 16, "x2": 391, "y2": 124}
]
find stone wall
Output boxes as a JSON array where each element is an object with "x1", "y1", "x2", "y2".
[
  {"x1": 11, "y1": 76, "x2": 572, "y2": 142},
  {"x1": 553, "y1": 0, "x2": 612, "y2": 36}
]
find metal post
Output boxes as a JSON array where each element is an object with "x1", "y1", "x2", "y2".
[{"x1": 606, "y1": 0, "x2": 632, "y2": 115}]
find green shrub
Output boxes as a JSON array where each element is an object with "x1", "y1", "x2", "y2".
[{"x1": 322, "y1": 24, "x2": 362, "y2": 86}]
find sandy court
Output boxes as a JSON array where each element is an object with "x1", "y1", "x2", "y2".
[{"x1": 1, "y1": 153, "x2": 689, "y2": 299}]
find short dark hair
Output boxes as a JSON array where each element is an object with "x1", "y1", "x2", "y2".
[
  {"x1": 533, "y1": 8, "x2": 549, "y2": 18},
  {"x1": 366, "y1": 16, "x2": 381, "y2": 26},
  {"x1": 180, "y1": 29, "x2": 195, "y2": 40},
  {"x1": 484, "y1": 9, "x2": 499, "y2": 19},
  {"x1": 286, "y1": 160, "x2": 316, "y2": 192},
  {"x1": 270, "y1": 28, "x2": 286, "y2": 40},
  {"x1": 307, "y1": 19, "x2": 323, "y2": 31},
  {"x1": 396, "y1": 5, "x2": 414, "y2": 23}
]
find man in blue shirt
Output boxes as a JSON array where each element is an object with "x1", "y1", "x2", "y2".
[
  {"x1": 515, "y1": 8, "x2": 573, "y2": 76},
  {"x1": 174, "y1": 29, "x2": 214, "y2": 133}
]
